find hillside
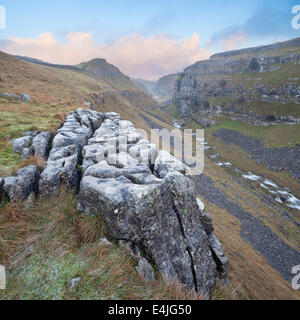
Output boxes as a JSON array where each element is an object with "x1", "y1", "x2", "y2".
[
  {"x1": 0, "y1": 51, "x2": 159, "y2": 176},
  {"x1": 139, "y1": 38, "x2": 300, "y2": 299},
  {"x1": 133, "y1": 74, "x2": 178, "y2": 103},
  {"x1": 0, "y1": 45, "x2": 300, "y2": 301},
  {"x1": 172, "y1": 37, "x2": 300, "y2": 123}
]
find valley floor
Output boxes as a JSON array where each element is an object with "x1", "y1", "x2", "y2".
[{"x1": 140, "y1": 111, "x2": 300, "y2": 300}]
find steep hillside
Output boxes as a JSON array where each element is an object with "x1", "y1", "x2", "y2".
[
  {"x1": 155, "y1": 73, "x2": 179, "y2": 101},
  {"x1": 133, "y1": 74, "x2": 179, "y2": 103},
  {"x1": 1, "y1": 46, "x2": 300, "y2": 301},
  {"x1": 0, "y1": 51, "x2": 158, "y2": 176},
  {"x1": 172, "y1": 37, "x2": 300, "y2": 124},
  {"x1": 78, "y1": 58, "x2": 136, "y2": 90},
  {"x1": 163, "y1": 37, "x2": 300, "y2": 199}
]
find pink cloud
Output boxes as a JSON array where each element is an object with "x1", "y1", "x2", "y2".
[
  {"x1": 1, "y1": 32, "x2": 211, "y2": 80},
  {"x1": 222, "y1": 30, "x2": 248, "y2": 51}
]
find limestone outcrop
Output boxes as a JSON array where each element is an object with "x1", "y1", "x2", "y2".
[
  {"x1": 1, "y1": 108, "x2": 228, "y2": 297},
  {"x1": 77, "y1": 113, "x2": 228, "y2": 297},
  {"x1": 11, "y1": 131, "x2": 53, "y2": 159},
  {"x1": 2, "y1": 165, "x2": 40, "y2": 202},
  {"x1": 39, "y1": 109, "x2": 115, "y2": 196}
]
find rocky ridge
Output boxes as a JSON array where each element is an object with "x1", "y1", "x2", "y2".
[
  {"x1": 0, "y1": 108, "x2": 228, "y2": 297},
  {"x1": 171, "y1": 38, "x2": 300, "y2": 126}
]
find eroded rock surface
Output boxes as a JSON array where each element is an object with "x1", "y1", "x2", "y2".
[
  {"x1": 11, "y1": 131, "x2": 53, "y2": 160},
  {"x1": 39, "y1": 109, "x2": 109, "y2": 196},
  {"x1": 1, "y1": 108, "x2": 228, "y2": 297},
  {"x1": 3, "y1": 165, "x2": 40, "y2": 202},
  {"x1": 77, "y1": 115, "x2": 228, "y2": 297}
]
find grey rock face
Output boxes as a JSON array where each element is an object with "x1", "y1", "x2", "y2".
[
  {"x1": 136, "y1": 258, "x2": 155, "y2": 281},
  {"x1": 208, "y1": 234, "x2": 229, "y2": 279},
  {"x1": 77, "y1": 115, "x2": 228, "y2": 297},
  {"x1": 79, "y1": 174, "x2": 217, "y2": 297},
  {"x1": 0, "y1": 178, "x2": 4, "y2": 201},
  {"x1": 172, "y1": 42, "x2": 300, "y2": 126},
  {"x1": 32, "y1": 131, "x2": 53, "y2": 159},
  {"x1": 12, "y1": 131, "x2": 53, "y2": 160},
  {"x1": 39, "y1": 109, "x2": 104, "y2": 196},
  {"x1": 154, "y1": 150, "x2": 191, "y2": 178},
  {"x1": 12, "y1": 136, "x2": 32, "y2": 154},
  {"x1": 3, "y1": 165, "x2": 40, "y2": 202}
]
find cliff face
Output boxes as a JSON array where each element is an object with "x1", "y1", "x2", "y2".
[
  {"x1": 172, "y1": 37, "x2": 300, "y2": 126},
  {"x1": 133, "y1": 74, "x2": 179, "y2": 102}
]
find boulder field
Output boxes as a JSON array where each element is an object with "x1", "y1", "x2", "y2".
[{"x1": 1, "y1": 109, "x2": 228, "y2": 297}]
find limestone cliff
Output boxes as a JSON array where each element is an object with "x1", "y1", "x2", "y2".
[{"x1": 172, "y1": 37, "x2": 300, "y2": 126}]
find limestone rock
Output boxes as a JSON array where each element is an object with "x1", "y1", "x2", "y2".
[
  {"x1": 0, "y1": 178, "x2": 4, "y2": 201},
  {"x1": 77, "y1": 112, "x2": 228, "y2": 297},
  {"x1": 3, "y1": 165, "x2": 40, "y2": 201},
  {"x1": 154, "y1": 150, "x2": 191, "y2": 178},
  {"x1": 78, "y1": 172, "x2": 217, "y2": 298},
  {"x1": 208, "y1": 234, "x2": 229, "y2": 279},
  {"x1": 39, "y1": 109, "x2": 104, "y2": 196},
  {"x1": 136, "y1": 258, "x2": 155, "y2": 281},
  {"x1": 32, "y1": 131, "x2": 53, "y2": 159},
  {"x1": 12, "y1": 136, "x2": 32, "y2": 154}
]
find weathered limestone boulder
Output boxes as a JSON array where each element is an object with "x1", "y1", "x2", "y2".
[
  {"x1": 77, "y1": 115, "x2": 228, "y2": 297},
  {"x1": 39, "y1": 109, "x2": 103, "y2": 196},
  {"x1": 31, "y1": 131, "x2": 53, "y2": 159},
  {"x1": 3, "y1": 166, "x2": 40, "y2": 202},
  {"x1": 39, "y1": 155, "x2": 80, "y2": 196},
  {"x1": 78, "y1": 171, "x2": 217, "y2": 297},
  {"x1": 208, "y1": 234, "x2": 229, "y2": 279},
  {"x1": 154, "y1": 150, "x2": 191, "y2": 178},
  {"x1": 136, "y1": 258, "x2": 155, "y2": 282},
  {"x1": 11, "y1": 131, "x2": 53, "y2": 160},
  {"x1": 129, "y1": 143, "x2": 158, "y2": 166},
  {"x1": 0, "y1": 178, "x2": 4, "y2": 201},
  {"x1": 82, "y1": 144, "x2": 105, "y2": 172},
  {"x1": 12, "y1": 136, "x2": 32, "y2": 154},
  {"x1": 84, "y1": 161, "x2": 152, "y2": 179}
]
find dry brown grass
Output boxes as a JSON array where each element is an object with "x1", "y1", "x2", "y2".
[
  {"x1": 196, "y1": 154, "x2": 300, "y2": 300},
  {"x1": 205, "y1": 202, "x2": 300, "y2": 300},
  {"x1": 18, "y1": 156, "x2": 46, "y2": 172},
  {"x1": 0, "y1": 188, "x2": 205, "y2": 300},
  {"x1": 206, "y1": 132, "x2": 300, "y2": 202}
]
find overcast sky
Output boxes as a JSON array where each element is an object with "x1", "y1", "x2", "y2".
[{"x1": 0, "y1": 0, "x2": 299, "y2": 80}]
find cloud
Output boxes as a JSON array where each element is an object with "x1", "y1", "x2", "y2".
[
  {"x1": 221, "y1": 30, "x2": 248, "y2": 51},
  {"x1": 209, "y1": 5, "x2": 299, "y2": 52},
  {"x1": 0, "y1": 32, "x2": 211, "y2": 80}
]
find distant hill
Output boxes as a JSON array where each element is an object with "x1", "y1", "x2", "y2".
[
  {"x1": 133, "y1": 73, "x2": 179, "y2": 103},
  {"x1": 0, "y1": 50, "x2": 158, "y2": 143},
  {"x1": 172, "y1": 37, "x2": 300, "y2": 124}
]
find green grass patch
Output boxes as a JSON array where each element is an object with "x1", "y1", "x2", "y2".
[{"x1": 205, "y1": 120, "x2": 300, "y2": 148}]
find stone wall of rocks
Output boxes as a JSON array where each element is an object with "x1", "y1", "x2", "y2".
[{"x1": 0, "y1": 108, "x2": 228, "y2": 297}]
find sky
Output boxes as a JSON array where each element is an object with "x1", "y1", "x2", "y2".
[{"x1": 0, "y1": 0, "x2": 299, "y2": 80}]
